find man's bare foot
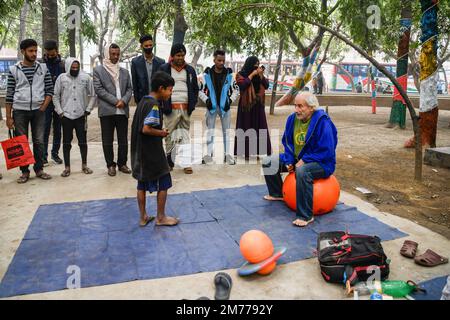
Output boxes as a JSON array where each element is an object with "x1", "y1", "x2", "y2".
[
  {"x1": 139, "y1": 215, "x2": 155, "y2": 227},
  {"x1": 264, "y1": 195, "x2": 284, "y2": 201},
  {"x1": 156, "y1": 216, "x2": 179, "y2": 226},
  {"x1": 293, "y1": 218, "x2": 314, "y2": 227}
]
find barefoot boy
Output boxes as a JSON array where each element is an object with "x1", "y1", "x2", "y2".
[{"x1": 131, "y1": 71, "x2": 179, "y2": 227}]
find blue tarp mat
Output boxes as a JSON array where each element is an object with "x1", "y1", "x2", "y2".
[
  {"x1": 410, "y1": 275, "x2": 449, "y2": 300},
  {"x1": 0, "y1": 184, "x2": 407, "y2": 297}
]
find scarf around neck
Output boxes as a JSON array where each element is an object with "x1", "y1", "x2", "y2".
[{"x1": 103, "y1": 48, "x2": 120, "y2": 82}]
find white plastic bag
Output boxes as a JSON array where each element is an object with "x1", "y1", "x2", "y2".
[{"x1": 174, "y1": 143, "x2": 203, "y2": 168}]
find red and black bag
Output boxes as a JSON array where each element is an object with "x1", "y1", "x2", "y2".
[
  {"x1": 1, "y1": 130, "x2": 35, "y2": 170},
  {"x1": 317, "y1": 231, "x2": 390, "y2": 285}
]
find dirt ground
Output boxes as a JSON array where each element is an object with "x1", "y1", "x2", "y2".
[{"x1": 1, "y1": 104, "x2": 450, "y2": 240}]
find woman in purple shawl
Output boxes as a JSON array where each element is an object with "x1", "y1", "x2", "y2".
[{"x1": 233, "y1": 56, "x2": 272, "y2": 159}]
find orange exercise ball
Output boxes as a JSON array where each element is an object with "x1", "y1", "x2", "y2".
[
  {"x1": 282, "y1": 173, "x2": 340, "y2": 216},
  {"x1": 239, "y1": 230, "x2": 274, "y2": 264}
]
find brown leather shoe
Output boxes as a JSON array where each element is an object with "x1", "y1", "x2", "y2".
[
  {"x1": 108, "y1": 166, "x2": 117, "y2": 177},
  {"x1": 118, "y1": 165, "x2": 132, "y2": 174}
]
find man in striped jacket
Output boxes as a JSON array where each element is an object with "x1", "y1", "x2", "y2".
[{"x1": 5, "y1": 39, "x2": 54, "y2": 184}]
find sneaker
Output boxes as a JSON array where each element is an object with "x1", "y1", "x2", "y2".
[
  {"x1": 43, "y1": 159, "x2": 49, "y2": 167},
  {"x1": 202, "y1": 155, "x2": 213, "y2": 165},
  {"x1": 52, "y1": 154, "x2": 63, "y2": 165},
  {"x1": 224, "y1": 155, "x2": 236, "y2": 165}
]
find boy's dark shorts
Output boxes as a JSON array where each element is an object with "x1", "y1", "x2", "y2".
[{"x1": 137, "y1": 173, "x2": 172, "y2": 193}]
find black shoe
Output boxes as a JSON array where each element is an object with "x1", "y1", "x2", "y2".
[
  {"x1": 108, "y1": 166, "x2": 117, "y2": 177},
  {"x1": 43, "y1": 159, "x2": 49, "y2": 167},
  {"x1": 52, "y1": 154, "x2": 63, "y2": 165},
  {"x1": 118, "y1": 165, "x2": 132, "y2": 174}
]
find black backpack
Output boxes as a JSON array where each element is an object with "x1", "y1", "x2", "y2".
[{"x1": 317, "y1": 231, "x2": 390, "y2": 285}]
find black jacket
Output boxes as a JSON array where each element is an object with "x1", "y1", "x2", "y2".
[
  {"x1": 158, "y1": 63, "x2": 199, "y2": 116},
  {"x1": 131, "y1": 55, "x2": 165, "y2": 104}
]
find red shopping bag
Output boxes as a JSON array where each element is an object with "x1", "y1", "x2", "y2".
[{"x1": 1, "y1": 130, "x2": 35, "y2": 170}]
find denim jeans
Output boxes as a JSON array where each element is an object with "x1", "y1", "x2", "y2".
[
  {"x1": 43, "y1": 103, "x2": 62, "y2": 159},
  {"x1": 205, "y1": 109, "x2": 231, "y2": 156},
  {"x1": 262, "y1": 155, "x2": 327, "y2": 221},
  {"x1": 13, "y1": 109, "x2": 46, "y2": 174}
]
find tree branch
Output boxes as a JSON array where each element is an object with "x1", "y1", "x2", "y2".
[
  {"x1": 287, "y1": 24, "x2": 306, "y2": 54},
  {"x1": 326, "y1": 0, "x2": 341, "y2": 17}
]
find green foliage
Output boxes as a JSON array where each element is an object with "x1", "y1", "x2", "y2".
[
  {"x1": 117, "y1": 0, "x2": 172, "y2": 38},
  {"x1": 186, "y1": 0, "x2": 318, "y2": 57}
]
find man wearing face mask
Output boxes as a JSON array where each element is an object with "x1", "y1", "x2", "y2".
[
  {"x1": 42, "y1": 40, "x2": 65, "y2": 166},
  {"x1": 53, "y1": 58, "x2": 96, "y2": 178},
  {"x1": 131, "y1": 35, "x2": 166, "y2": 105}
]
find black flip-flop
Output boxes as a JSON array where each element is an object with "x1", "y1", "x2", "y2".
[{"x1": 214, "y1": 272, "x2": 232, "y2": 300}]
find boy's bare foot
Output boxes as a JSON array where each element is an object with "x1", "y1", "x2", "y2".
[
  {"x1": 139, "y1": 215, "x2": 155, "y2": 227},
  {"x1": 156, "y1": 216, "x2": 179, "y2": 226},
  {"x1": 293, "y1": 218, "x2": 314, "y2": 227},
  {"x1": 264, "y1": 195, "x2": 284, "y2": 201}
]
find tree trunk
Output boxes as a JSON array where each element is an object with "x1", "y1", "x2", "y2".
[
  {"x1": 190, "y1": 44, "x2": 203, "y2": 68},
  {"x1": 18, "y1": 1, "x2": 29, "y2": 59},
  {"x1": 404, "y1": 0, "x2": 439, "y2": 150},
  {"x1": 41, "y1": 0, "x2": 59, "y2": 46},
  {"x1": 172, "y1": 0, "x2": 188, "y2": 45},
  {"x1": 270, "y1": 35, "x2": 285, "y2": 115},
  {"x1": 441, "y1": 66, "x2": 448, "y2": 94},
  {"x1": 408, "y1": 61, "x2": 421, "y2": 92},
  {"x1": 79, "y1": 31, "x2": 83, "y2": 67},
  {"x1": 69, "y1": 28, "x2": 76, "y2": 57},
  {"x1": 388, "y1": 0, "x2": 412, "y2": 128}
]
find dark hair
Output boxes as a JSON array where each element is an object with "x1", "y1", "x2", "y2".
[
  {"x1": 109, "y1": 43, "x2": 120, "y2": 50},
  {"x1": 214, "y1": 49, "x2": 226, "y2": 57},
  {"x1": 151, "y1": 71, "x2": 175, "y2": 92},
  {"x1": 20, "y1": 39, "x2": 38, "y2": 51},
  {"x1": 139, "y1": 35, "x2": 153, "y2": 44},
  {"x1": 170, "y1": 43, "x2": 186, "y2": 57},
  {"x1": 44, "y1": 40, "x2": 58, "y2": 51}
]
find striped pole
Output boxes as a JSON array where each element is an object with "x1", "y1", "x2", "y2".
[{"x1": 371, "y1": 65, "x2": 377, "y2": 114}]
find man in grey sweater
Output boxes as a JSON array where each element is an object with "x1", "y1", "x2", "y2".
[
  {"x1": 93, "y1": 43, "x2": 133, "y2": 176},
  {"x1": 53, "y1": 57, "x2": 96, "y2": 177}
]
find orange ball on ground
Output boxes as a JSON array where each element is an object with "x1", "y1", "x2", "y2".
[{"x1": 239, "y1": 230, "x2": 274, "y2": 264}]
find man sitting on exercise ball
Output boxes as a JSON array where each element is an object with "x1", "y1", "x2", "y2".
[{"x1": 262, "y1": 92, "x2": 338, "y2": 227}]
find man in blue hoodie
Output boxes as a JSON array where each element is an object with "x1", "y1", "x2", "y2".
[{"x1": 262, "y1": 92, "x2": 338, "y2": 227}]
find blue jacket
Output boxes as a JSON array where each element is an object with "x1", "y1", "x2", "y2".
[
  {"x1": 159, "y1": 63, "x2": 199, "y2": 116},
  {"x1": 280, "y1": 109, "x2": 338, "y2": 176},
  {"x1": 131, "y1": 55, "x2": 165, "y2": 104},
  {"x1": 199, "y1": 67, "x2": 239, "y2": 114}
]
